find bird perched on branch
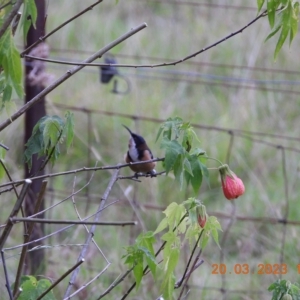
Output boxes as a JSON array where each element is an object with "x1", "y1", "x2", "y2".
[{"x1": 123, "y1": 125, "x2": 156, "y2": 177}]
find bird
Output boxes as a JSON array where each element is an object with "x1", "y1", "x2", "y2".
[{"x1": 123, "y1": 125, "x2": 156, "y2": 177}]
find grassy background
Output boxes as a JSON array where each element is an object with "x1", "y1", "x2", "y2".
[{"x1": 1, "y1": 0, "x2": 300, "y2": 299}]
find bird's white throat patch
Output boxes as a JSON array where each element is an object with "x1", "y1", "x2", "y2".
[{"x1": 128, "y1": 138, "x2": 139, "y2": 161}]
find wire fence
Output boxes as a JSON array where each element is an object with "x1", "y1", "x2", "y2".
[{"x1": 29, "y1": 102, "x2": 298, "y2": 299}]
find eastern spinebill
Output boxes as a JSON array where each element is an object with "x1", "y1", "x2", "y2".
[{"x1": 123, "y1": 125, "x2": 156, "y2": 176}]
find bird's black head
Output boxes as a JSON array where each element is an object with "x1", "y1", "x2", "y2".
[{"x1": 123, "y1": 125, "x2": 146, "y2": 147}]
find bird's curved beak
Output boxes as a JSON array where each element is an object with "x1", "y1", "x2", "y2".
[{"x1": 122, "y1": 125, "x2": 133, "y2": 136}]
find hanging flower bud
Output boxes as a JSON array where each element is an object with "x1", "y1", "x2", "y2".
[
  {"x1": 218, "y1": 164, "x2": 245, "y2": 200},
  {"x1": 197, "y1": 204, "x2": 207, "y2": 228}
]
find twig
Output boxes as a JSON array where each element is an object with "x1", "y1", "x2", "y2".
[
  {"x1": 35, "y1": 259, "x2": 85, "y2": 300},
  {"x1": 0, "y1": 22, "x2": 148, "y2": 132},
  {"x1": 10, "y1": 217, "x2": 137, "y2": 226},
  {"x1": 24, "y1": 11, "x2": 267, "y2": 69},
  {"x1": 177, "y1": 248, "x2": 203, "y2": 300},
  {"x1": 175, "y1": 231, "x2": 204, "y2": 288},
  {"x1": 0, "y1": 179, "x2": 32, "y2": 250},
  {"x1": 175, "y1": 259, "x2": 204, "y2": 289},
  {"x1": 0, "y1": 0, "x2": 23, "y2": 39},
  {"x1": 28, "y1": 167, "x2": 100, "y2": 218},
  {"x1": 118, "y1": 170, "x2": 166, "y2": 180},
  {"x1": 0, "y1": 158, "x2": 164, "y2": 192},
  {"x1": 225, "y1": 131, "x2": 234, "y2": 164},
  {"x1": 0, "y1": 143, "x2": 9, "y2": 150},
  {"x1": 63, "y1": 169, "x2": 120, "y2": 298},
  {"x1": 3, "y1": 200, "x2": 121, "y2": 251},
  {"x1": 64, "y1": 265, "x2": 110, "y2": 300},
  {"x1": 96, "y1": 266, "x2": 135, "y2": 300},
  {"x1": 12, "y1": 288, "x2": 22, "y2": 300},
  {"x1": 13, "y1": 180, "x2": 47, "y2": 296},
  {"x1": 20, "y1": 0, "x2": 103, "y2": 56},
  {"x1": 0, "y1": 0, "x2": 13, "y2": 11},
  {"x1": 1, "y1": 250, "x2": 13, "y2": 300},
  {"x1": 71, "y1": 173, "x2": 110, "y2": 265}
]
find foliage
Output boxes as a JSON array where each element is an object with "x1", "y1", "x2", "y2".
[
  {"x1": 258, "y1": 0, "x2": 300, "y2": 59},
  {"x1": 12, "y1": 275, "x2": 56, "y2": 300},
  {"x1": 123, "y1": 198, "x2": 222, "y2": 299},
  {"x1": 24, "y1": 112, "x2": 74, "y2": 170},
  {"x1": 0, "y1": 145, "x2": 6, "y2": 179},
  {"x1": 268, "y1": 279, "x2": 300, "y2": 300},
  {"x1": 0, "y1": 0, "x2": 37, "y2": 110},
  {"x1": 156, "y1": 117, "x2": 209, "y2": 195}
]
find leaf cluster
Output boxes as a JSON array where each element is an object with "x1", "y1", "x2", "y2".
[
  {"x1": 123, "y1": 198, "x2": 222, "y2": 299},
  {"x1": 0, "y1": 0, "x2": 37, "y2": 109},
  {"x1": 258, "y1": 0, "x2": 300, "y2": 59},
  {"x1": 122, "y1": 232, "x2": 157, "y2": 290},
  {"x1": 24, "y1": 112, "x2": 74, "y2": 170},
  {"x1": 157, "y1": 117, "x2": 209, "y2": 195},
  {"x1": 268, "y1": 279, "x2": 300, "y2": 300},
  {"x1": 11, "y1": 275, "x2": 55, "y2": 300}
]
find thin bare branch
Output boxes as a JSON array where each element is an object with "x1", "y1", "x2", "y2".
[
  {"x1": 3, "y1": 200, "x2": 121, "y2": 251},
  {"x1": 0, "y1": 179, "x2": 32, "y2": 250},
  {"x1": 63, "y1": 169, "x2": 120, "y2": 298},
  {"x1": 0, "y1": 0, "x2": 23, "y2": 38},
  {"x1": 64, "y1": 264, "x2": 110, "y2": 300},
  {"x1": 10, "y1": 217, "x2": 137, "y2": 226},
  {"x1": 97, "y1": 266, "x2": 135, "y2": 300},
  {"x1": 177, "y1": 247, "x2": 203, "y2": 300},
  {"x1": 71, "y1": 174, "x2": 110, "y2": 265},
  {"x1": 1, "y1": 251, "x2": 13, "y2": 300},
  {"x1": 20, "y1": 0, "x2": 104, "y2": 56},
  {"x1": 175, "y1": 231, "x2": 203, "y2": 289},
  {"x1": 24, "y1": 11, "x2": 267, "y2": 69},
  {"x1": 0, "y1": 158, "x2": 164, "y2": 191},
  {"x1": 35, "y1": 259, "x2": 85, "y2": 300},
  {"x1": 0, "y1": 22, "x2": 148, "y2": 132},
  {"x1": 13, "y1": 180, "x2": 47, "y2": 296}
]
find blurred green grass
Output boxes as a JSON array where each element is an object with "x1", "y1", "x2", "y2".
[{"x1": 1, "y1": 0, "x2": 300, "y2": 299}]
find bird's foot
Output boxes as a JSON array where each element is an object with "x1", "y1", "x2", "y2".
[{"x1": 148, "y1": 169, "x2": 157, "y2": 178}]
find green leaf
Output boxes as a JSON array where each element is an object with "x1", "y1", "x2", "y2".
[
  {"x1": 153, "y1": 217, "x2": 169, "y2": 235},
  {"x1": 162, "y1": 273, "x2": 175, "y2": 300},
  {"x1": 267, "y1": 0, "x2": 277, "y2": 28},
  {"x1": 173, "y1": 154, "x2": 184, "y2": 189},
  {"x1": 8, "y1": 46, "x2": 23, "y2": 98},
  {"x1": 161, "y1": 138, "x2": 184, "y2": 174},
  {"x1": 183, "y1": 157, "x2": 193, "y2": 176},
  {"x1": 290, "y1": 2, "x2": 299, "y2": 44},
  {"x1": 189, "y1": 156, "x2": 203, "y2": 195},
  {"x1": 64, "y1": 111, "x2": 75, "y2": 148},
  {"x1": 155, "y1": 125, "x2": 164, "y2": 142},
  {"x1": 163, "y1": 202, "x2": 186, "y2": 230},
  {"x1": 164, "y1": 247, "x2": 179, "y2": 279},
  {"x1": 43, "y1": 118, "x2": 61, "y2": 149},
  {"x1": 274, "y1": 23, "x2": 290, "y2": 59},
  {"x1": 24, "y1": 114, "x2": 71, "y2": 170},
  {"x1": 22, "y1": 0, "x2": 38, "y2": 38},
  {"x1": 265, "y1": 22, "x2": 282, "y2": 41},
  {"x1": 2, "y1": 84, "x2": 12, "y2": 104},
  {"x1": 257, "y1": 0, "x2": 265, "y2": 13},
  {"x1": 133, "y1": 261, "x2": 144, "y2": 290}
]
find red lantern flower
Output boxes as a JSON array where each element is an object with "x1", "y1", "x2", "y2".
[
  {"x1": 219, "y1": 165, "x2": 245, "y2": 200},
  {"x1": 197, "y1": 204, "x2": 207, "y2": 228}
]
